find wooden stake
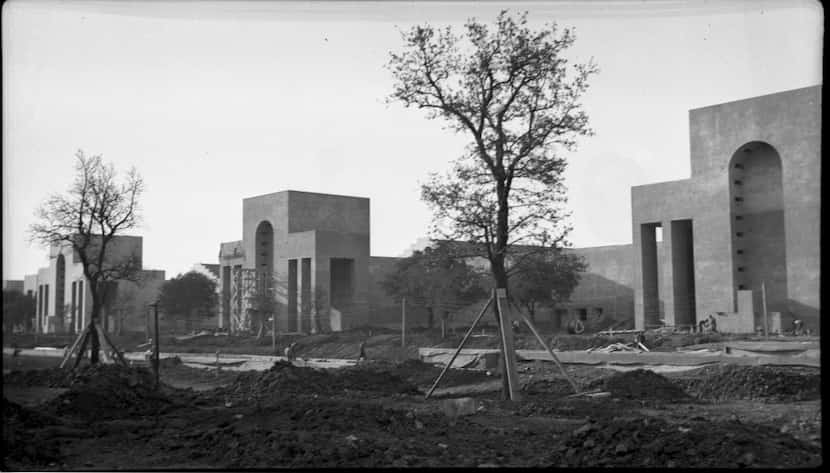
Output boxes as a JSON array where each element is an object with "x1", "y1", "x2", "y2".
[
  {"x1": 71, "y1": 328, "x2": 92, "y2": 370},
  {"x1": 424, "y1": 295, "x2": 493, "y2": 400},
  {"x1": 495, "y1": 289, "x2": 521, "y2": 402},
  {"x1": 97, "y1": 325, "x2": 128, "y2": 367},
  {"x1": 60, "y1": 327, "x2": 87, "y2": 369},
  {"x1": 509, "y1": 299, "x2": 580, "y2": 395}
]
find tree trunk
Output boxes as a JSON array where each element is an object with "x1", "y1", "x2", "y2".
[
  {"x1": 89, "y1": 289, "x2": 103, "y2": 364},
  {"x1": 427, "y1": 307, "x2": 435, "y2": 330}
]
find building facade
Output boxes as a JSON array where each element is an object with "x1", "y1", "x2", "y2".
[
  {"x1": 218, "y1": 191, "x2": 370, "y2": 333},
  {"x1": 24, "y1": 235, "x2": 165, "y2": 334},
  {"x1": 214, "y1": 86, "x2": 819, "y2": 335},
  {"x1": 632, "y1": 85, "x2": 821, "y2": 333}
]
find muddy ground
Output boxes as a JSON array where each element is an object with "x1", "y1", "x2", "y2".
[{"x1": 3, "y1": 354, "x2": 822, "y2": 469}]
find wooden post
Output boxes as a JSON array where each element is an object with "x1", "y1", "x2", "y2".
[
  {"x1": 152, "y1": 302, "x2": 160, "y2": 389},
  {"x1": 495, "y1": 288, "x2": 521, "y2": 402},
  {"x1": 71, "y1": 327, "x2": 91, "y2": 370},
  {"x1": 401, "y1": 297, "x2": 406, "y2": 349},
  {"x1": 425, "y1": 295, "x2": 493, "y2": 400},
  {"x1": 60, "y1": 326, "x2": 87, "y2": 369},
  {"x1": 98, "y1": 325, "x2": 128, "y2": 367},
  {"x1": 761, "y1": 282, "x2": 769, "y2": 338},
  {"x1": 272, "y1": 310, "x2": 277, "y2": 355}
]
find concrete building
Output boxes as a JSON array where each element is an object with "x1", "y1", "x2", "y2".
[
  {"x1": 219, "y1": 191, "x2": 370, "y2": 333},
  {"x1": 215, "y1": 86, "x2": 819, "y2": 335},
  {"x1": 632, "y1": 85, "x2": 820, "y2": 333},
  {"x1": 3, "y1": 280, "x2": 24, "y2": 293},
  {"x1": 23, "y1": 235, "x2": 165, "y2": 334}
]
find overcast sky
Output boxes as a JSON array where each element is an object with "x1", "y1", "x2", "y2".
[{"x1": 2, "y1": 0, "x2": 822, "y2": 280}]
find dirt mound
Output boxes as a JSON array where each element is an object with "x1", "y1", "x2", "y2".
[
  {"x1": 43, "y1": 364, "x2": 170, "y2": 419},
  {"x1": 3, "y1": 398, "x2": 63, "y2": 468},
  {"x1": 676, "y1": 365, "x2": 821, "y2": 401},
  {"x1": 3, "y1": 367, "x2": 73, "y2": 388},
  {"x1": 3, "y1": 397, "x2": 57, "y2": 428},
  {"x1": 588, "y1": 369, "x2": 690, "y2": 401},
  {"x1": 176, "y1": 395, "x2": 464, "y2": 468},
  {"x1": 378, "y1": 359, "x2": 491, "y2": 388},
  {"x1": 552, "y1": 416, "x2": 821, "y2": 468},
  {"x1": 219, "y1": 361, "x2": 420, "y2": 402}
]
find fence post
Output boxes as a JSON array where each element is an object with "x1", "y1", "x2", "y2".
[
  {"x1": 401, "y1": 296, "x2": 406, "y2": 348},
  {"x1": 761, "y1": 281, "x2": 769, "y2": 338}
]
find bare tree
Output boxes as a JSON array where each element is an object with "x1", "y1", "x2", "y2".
[
  {"x1": 29, "y1": 150, "x2": 144, "y2": 364},
  {"x1": 387, "y1": 11, "x2": 597, "y2": 292}
]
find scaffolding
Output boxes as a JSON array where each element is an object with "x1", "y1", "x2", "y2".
[{"x1": 229, "y1": 268, "x2": 281, "y2": 334}]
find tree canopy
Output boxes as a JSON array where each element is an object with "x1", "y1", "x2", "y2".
[
  {"x1": 387, "y1": 11, "x2": 597, "y2": 290},
  {"x1": 3, "y1": 290, "x2": 36, "y2": 331},
  {"x1": 158, "y1": 271, "x2": 218, "y2": 321},
  {"x1": 381, "y1": 241, "x2": 488, "y2": 330},
  {"x1": 509, "y1": 249, "x2": 586, "y2": 321}
]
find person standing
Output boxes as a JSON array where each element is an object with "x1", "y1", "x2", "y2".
[{"x1": 358, "y1": 340, "x2": 367, "y2": 361}]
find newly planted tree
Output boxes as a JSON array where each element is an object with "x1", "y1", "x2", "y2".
[
  {"x1": 388, "y1": 10, "x2": 597, "y2": 292},
  {"x1": 30, "y1": 150, "x2": 144, "y2": 364}
]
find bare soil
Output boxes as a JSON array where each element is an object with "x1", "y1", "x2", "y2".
[{"x1": 3, "y1": 352, "x2": 822, "y2": 469}]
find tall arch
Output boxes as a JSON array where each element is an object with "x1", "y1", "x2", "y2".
[
  {"x1": 255, "y1": 221, "x2": 275, "y2": 292},
  {"x1": 728, "y1": 141, "x2": 788, "y2": 323},
  {"x1": 55, "y1": 254, "x2": 66, "y2": 331}
]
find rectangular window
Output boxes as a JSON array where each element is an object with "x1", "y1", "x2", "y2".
[{"x1": 578, "y1": 308, "x2": 588, "y2": 321}]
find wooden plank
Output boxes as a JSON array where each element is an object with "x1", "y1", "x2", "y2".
[{"x1": 425, "y1": 295, "x2": 493, "y2": 400}]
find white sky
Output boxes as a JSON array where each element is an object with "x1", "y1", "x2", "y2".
[{"x1": 2, "y1": 0, "x2": 823, "y2": 280}]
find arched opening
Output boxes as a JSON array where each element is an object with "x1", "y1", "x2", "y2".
[
  {"x1": 254, "y1": 220, "x2": 275, "y2": 294},
  {"x1": 254, "y1": 221, "x2": 275, "y2": 334},
  {"x1": 55, "y1": 254, "x2": 66, "y2": 332},
  {"x1": 729, "y1": 141, "x2": 788, "y2": 325},
  {"x1": 255, "y1": 221, "x2": 274, "y2": 276}
]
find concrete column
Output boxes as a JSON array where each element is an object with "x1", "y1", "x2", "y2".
[
  {"x1": 660, "y1": 220, "x2": 676, "y2": 327},
  {"x1": 36, "y1": 285, "x2": 43, "y2": 334},
  {"x1": 670, "y1": 220, "x2": 696, "y2": 326},
  {"x1": 313, "y1": 257, "x2": 331, "y2": 333},
  {"x1": 299, "y1": 258, "x2": 312, "y2": 333},
  {"x1": 287, "y1": 260, "x2": 298, "y2": 332},
  {"x1": 640, "y1": 224, "x2": 660, "y2": 327}
]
